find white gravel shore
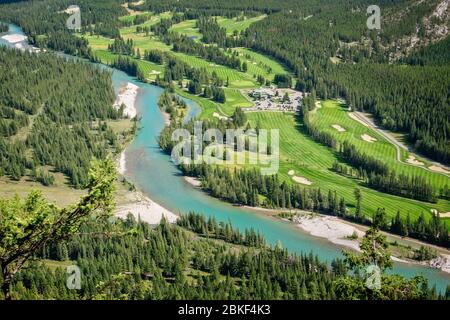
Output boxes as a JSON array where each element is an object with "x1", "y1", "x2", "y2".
[
  {"x1": 295, "y1": 214, "x2": 364, "y2": 251},
  {"x1": 115, "y1": 190, "x2": 178, "y2": 225},
  {"x1": 115, "y1": 150, "x2": 178, "y2": 225},
  {"x1": 114, "y1": 82, "x2": 139, "y2": 118}
]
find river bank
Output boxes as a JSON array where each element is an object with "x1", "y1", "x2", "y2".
[
  {"x1": 113, "y1": 83, "x2": 178, "y2": 225},
  {"x1": 2, "y1": 20, "x2": 448, "y2": 291},
  {"x1": 243, "y1": 205, "x2": 450, "y2": 274},
  {"x1": 175, "y1": 140, "x2": 450, "y2": 273},
  {"x1": 113, "y1": 82, "x2": 139, "y2": 118}
]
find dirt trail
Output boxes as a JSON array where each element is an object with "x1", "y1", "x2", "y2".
[{"x1": 351, "y1": 112, "x2": 450, "y2": 178}]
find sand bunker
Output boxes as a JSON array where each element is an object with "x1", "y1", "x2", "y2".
[
  {"x1": 315, "y1": 101, "x2": 322, "y2": 109},
  {"x1": 429, "y1": 165, "x2": 450, "y2": 174},
  {"x1": 292, "y1": 176, "x2": 312, "y2": 185},
  {"x1": 348, "y1": 112, "x2": 368, "y2": 127},
  {"x1": 149, "y1": 70, "x2": 161, "y2": 75},
  {"x1": 406, "y1": 155, "x2": 424, "y2": 166},
  {"x1": 431, "y1": 209, "x2": 450, "y2": 218},
  {"x1": 213, "y1": 112, "x2": 228, "y2": 120},
  {"x1": 332, "y1": 124, "x2": 346, "y2": 132},
  {"x1": 361, "y1": 134, "x2": 377, "y2": 143},
  {"x1": 288, "y1": 170, "x2": 295, "y2": 176}
]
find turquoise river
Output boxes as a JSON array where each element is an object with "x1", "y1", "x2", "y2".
[{"x1": 1, "y1": 22, "x2": 449, "y2": 293}]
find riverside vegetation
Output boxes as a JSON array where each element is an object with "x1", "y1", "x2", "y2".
[
  {"x1": 0, "y1": 0, "x2": 450, "y2": 300},
  {"x1": 0, "y1": 160, "x2": 447, "y2": 300}
]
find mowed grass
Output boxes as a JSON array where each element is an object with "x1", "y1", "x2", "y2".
[
  {"x1": 93, "y1": 50, "x2": 164, "y2": 82},
  {"x1": 120, "y1": 16, "x2": 162, "y2": 36},
  {"x1": 175, "y1": 88, "x2": 220, "y2": 119},
  {"x1": 217, "y1": 15, "x2": 267, "y2": 35},
  {"x1": 171, "y1": 52, "x2": 257, "y2": 88},
  {"x1": 246, "y1": 112, "x2": 450, "y2": 226},
  {"x1": 234, "y1": 48, "x2": 290, "y2": 82},
  {"x1": 169, "y1": 19, "x2": 202, "y2": 40},
  {"x1": 118, "y1": 23, "x2": 257, "y2": 88},
  {"x1": 118, "y1": 11, "x2": 152, "y2": 23},
  {"x1": 311, "y1": 100, "x2": 450, "y2": 191},
  {"x1": 221, "y1": 88, "x2": 253, "y2": 115}
]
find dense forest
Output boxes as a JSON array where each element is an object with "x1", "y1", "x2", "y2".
[
  {"x1": 158, "y1": 116, "x2": 449, "y2": 247},
  {"x1": 4, "y1": 213, "x2": 445, "y2": 300},
  {"x1": 0, "y1": 0, "x2": 126, "y2": 58},
  {"x1": 1, "y1": 0, "x2": 448, "y2": 163},
  {"x1": 135, "y1": 0, "x2": 450, "y2": 165},
  {"x1": 0, "y1": 46, "x2": 120, "y2": 187}
]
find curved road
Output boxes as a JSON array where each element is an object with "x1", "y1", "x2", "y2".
[{"x1": 351, "y1": 111, "x2": 450, "y2": 178}]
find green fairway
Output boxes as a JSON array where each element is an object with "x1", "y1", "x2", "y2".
[
  {"x1": 217, "y1": 15, "x2": 267, "y2": 35},
  {"x1": 310, "y1": 100, "x2": 450, "y2": 191},
  {"x1": 81, "y1": 34, "x2": 113, "y2": 50},
  {"x1": 117, "y1": 19, "x2": 258, "y2": 88},
  {"x1": 93, "y1": 50, "x2": 164, "y2": 82},
  {"x1": 234, "y1": 48, "x2": 290, "y2": 82},
  {"x1": 246, "y1": 112, "x2": 450, "y2": 225},
  {"x1": 169, "y1": 19, "x2": 202, "y2": 41},
  {"x1": 118, "y1": 11, "x2": 152, "y2": 23},
  {"x1": 221, "y1": 88, "x2": 253, "y2": 115}
]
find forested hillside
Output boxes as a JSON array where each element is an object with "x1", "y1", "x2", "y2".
[
  {"x1": 6, "y1": 213, "x2": 444, "y2": 300},
  {"x1": 0, "y1": 0, "x2": 126, "y2": 57},
  {"x1": 0, "y1": 47, "x2": 120, "y2": 187},
  {"x1": 133, "y1": 0, "x2": 450, "y2": 165}
]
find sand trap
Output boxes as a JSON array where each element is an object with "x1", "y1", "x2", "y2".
[
  {"x1": 115, "y1": 191, "x2": 178, "y2": 225},
  {"x1": 149, "y1": 70, "x2": 161, "y2": 75},
  {"x1": 406, "y1": 155, "x2": 424, "y2": 166},
  {"x1": 315, "y1": 101, "x2": 322, "y2": 109},
  {"x1": 348, "y1": 112, "x2": 368, "y2": 127},
  {"x1": 332, "y1": 124, "x2": 346, "y2": 132},
  {"x1": 429, "y1": 165, "x2": 450, "y2": 174},
  {"x1": 292, "y1": 176, "x2": 312, "y2": 185},
  {"x1": 288, "y1": 169, "x2": 295, "y2": 176},
  {"x1": 213, "y1": 112, "x2": 228, "y2": 120},
  {"x1": 114, "y1": 82, "x2": 139, "y2": 118},
  {"x1": 1, "y1": 34, "x2": 27, "y2": 43},
  {"x1": 431, "y1": 209, "x2": 450, "y2": 218},
  {"x1": 361, "y1": 133, "x2": 377, "y2": 143}
]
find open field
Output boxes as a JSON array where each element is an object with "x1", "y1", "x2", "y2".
[
  {"x1": 310, "y1": 100, "x2": 450, "y2": 190},
  {"x1": 216, "y1": 15, "x2": 267, "y2": 35},
  {"x1": 246, "y1": 112, "x2": 450, "y2": 226}
]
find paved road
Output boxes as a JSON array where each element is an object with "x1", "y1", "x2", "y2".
[{"x1": 352, "y1": 111, "x2": 450, "y2": 178}]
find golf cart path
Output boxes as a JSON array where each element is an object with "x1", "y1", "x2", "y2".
[{"x1": 351, "y1": 111, "x2": 450, "y2": 178}]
